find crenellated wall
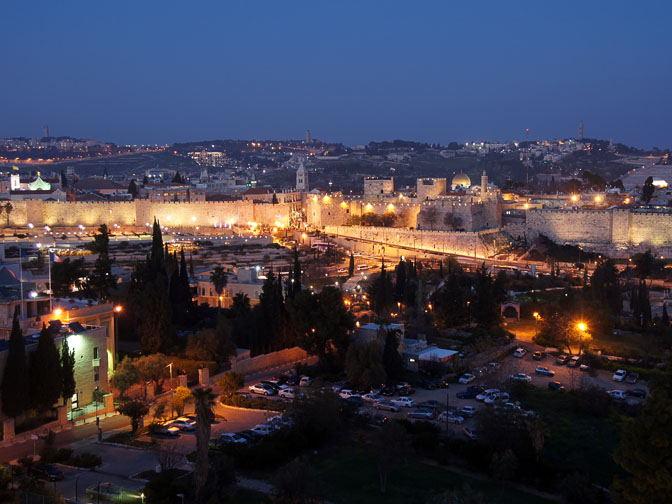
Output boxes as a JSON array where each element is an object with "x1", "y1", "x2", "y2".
[{"x1": 4, "y1": 199, "x2": 295, "y2": 229}]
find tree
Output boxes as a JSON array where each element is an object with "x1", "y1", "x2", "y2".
[
  {"x1": 210, "y1": 266, "x2": 228, "y2": 308},
  {"x1": 216, "y1": 371, "x2": 245, "y2": 398},
  {"x1": 88, "y1": 224, "x2": 117, "y2": 298},
  {"x1": 51, "y1": 257, "x2": 87, "y2": 296},
  {"x1": 3, "y1": 202, "x2": 13, "y2": 227},
  {"x1": 186, "y1": 315, "x2": 236, "y2": 363},
  {"x1": 534, "y1": 313, "x2": 581, "y2": 354},
  {"x1": 150, "y1": 218, "x2": 164, "y2": 267},
  {"x1": 117, "y1": 397, "x2": 149, "y2": 433},
  {"x1": 271, "y1": 193, "x2": 279, "y2": 204},
  {"x1": 193, "y1": 387, "x2": 216, "y2": 501},
  {"x1": 292, "y1": 247, "x2": 302, "y2": 296},
  {"x1": 632, "y1": 249, "x2": 664, "y2": 279},
  {"x1": 614, "y1": 374, "x2": 672, "y2": 503},
  {"x1": 61, "y1": 337, "x2": 76, "y2": 405},
  {"x1": 127, "y1": 179, "x2": 138, "y2": 198},
  {"x1": 1, "y1": 308, "x2": 29, "y2": 417},
  {"x1": 382, "y1": 329, "x2": 404, "y2": 382},
  {"x1": 490, "y1": 448, "x2": 518, "y2": 483},
  {"x1": 138, "y1": 277, "x2": 174, "y2": 353},
  {"x1": 471, "y1": 266, "x2": 500, "y2": 327},
  {"x1": 639, "y1": 280, "x2": 651, "y2": 329},
  {"x1": 60, "y1": 170, "x2": 68, "y2": 188},
  {"x1": 345, "y1": 342, "x2": 386, "y2": 387},
  {"x1": 394, "y1": 258, "x2": 406, "y2": 302},
  {"x1": 29, "y1": 324, "x2": 63, "y2": 412},
  {"x1": 348, "y1": 253, "x2": 355, "y2": 277},
  {"x1": 231, "y1": 293, "x2": 251, "y2": 317},
  {"x1": 642, "y1": 176, "x2": 655, "y2": 204},
  {"x1": 135, "y1": 353, "x2": 169, "y2": 394},
  {"x1": 171, "y1": 386, "x2": 192, "y2": 417},
  {"x1": 591, "y1": 259, "x2": 622, "y2": 316},
  {"x1": 662, "y1": 304, "x2": 670, "y2": 327},
  {"x1": 367, "y1": 261, "x2": 394, "y2": 316},
  {"x1": 374, "y1": 421, "x2": 412, "y2": 494},
  {"x1": 419, "y1": 206, "x2": 439, "y2": 230},
  {"x1": 432, "y1": 273, "x2": 468, "y2": 329},
  {"x1": 111, "y1": 356, "x2": 139, "y2": 399}
]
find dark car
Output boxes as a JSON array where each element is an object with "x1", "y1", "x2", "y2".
[
  {"x1": 416, "y1": 400, "x2": 443, "y2": 410},
  {"x1": 548, "y1": 381, "x2": 565, "y2": 391},
  {"x1": 30, "y1": 464, "x2": 64, "y2": 482},
  {"x1": 556, "y1": 354, "x2": 570, "y2": 365},
  {"x1": 286, "y1": 376, "x2": 300, "y2": 386},
  {"x1": 237, "y1": 430, "x2": 262, "y2": 442},
  {"x1": 419, "y1": 378, "x2": 439, "y2": 390},
  {"x1": 626, "y1": 372, "x2": 640, "y2": 384},
  {"x1": 457, "y1": 385, "x2": 485, "y2": 399},
  {"x1": 261, "y1": 380, "x2": 280, "y2": 391},
  {"x1": 381, "y1": 386, "x2": 396, "y2": 397},
  {"x1": 533, "y1": 350, "x2": 546, "y2": 361},
  {"x1": 408, "y1": 408, "x2": 435, "y2": 420},
  {"x1": 370, "y1": 414, "x2": 388, "y2": 426},
  {"x1": 627, "y1": 388, "x2": 647, "y2": 399},
  {"x1": 355, "y1": 384, "x2": 371, "y2": 395}
]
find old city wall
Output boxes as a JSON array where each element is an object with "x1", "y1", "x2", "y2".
[
  {"x1": 325, "y1": 225, "x2": 498, "y2": 258},
  {"x1": 6, "y1": 200, "x2": 294, "y2": 229},
  {"x1": 526, "y1": 209, "x2": 613, "y2": 244},
  {"x1": 306, "y1": 196, "x2": 420, "y2": 228},
  {"x1": 629, "y1": 211, "x2": 672, "y2": 247},
  {"x1": 231, "y1": 346, "x2": 310, "y2": 375}
]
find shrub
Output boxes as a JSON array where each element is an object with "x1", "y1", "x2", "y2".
[{"x1": 68, "y1": 452, "x2": 102, "y2": 469}]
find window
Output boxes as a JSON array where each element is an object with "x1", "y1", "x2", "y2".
[
  {"x1": 94, "y1": 372, "x2": 100, "y2": 382},
  {"x1": 93, "y1": 347, "x2": 99, "y2": 359}
]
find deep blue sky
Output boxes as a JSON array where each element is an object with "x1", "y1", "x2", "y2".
[{"x1": 1, "y1": 1, "x2": 670, "y2": 148}]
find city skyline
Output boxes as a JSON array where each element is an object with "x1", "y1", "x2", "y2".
[{"x1": 1, "y1": 1, "x2": 670, "y2": 149}]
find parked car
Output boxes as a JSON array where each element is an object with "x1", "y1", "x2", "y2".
[
  {"x1": 513, "y1": 347, "x2": 527, "y2": 358},
  {"x1": 408, "y1": 408, "x2": 435, "y2": 420},
  {"x1": 612, "y1": 369, "x2": 627, "y2": 382},
  {"x1": 509, "y1": 373, "x2": 532, "y2": 382},
  {"x1": 488, "y1": 361, "x2": 500, "y2": 370},
  {"x1": 380, "y1": 385, "x2": 396, "y2": 396},
  {"x1": 579, "y1": 364, "x2": 591, "y2": 372},
  {"x1": 339, "y1": 389, "x2": 361, "y2": 400},
  {"x1": 249, "y1": 383, "x2": 275, "y2": 396},
  {"x1": 458, "y1": 373, "x2": 476, "y2": 384},
  {"x1": 390, "y1": 397, "x2": 415, "y2": 408},
  {"x1": 548, "y1": 381, "x2": 565, "y2": 391},
  {"x1": 627, "y1": 388, "x2": 647, "y2": 399},
  {"x1": 457, "y1": 385, "x2": 484, "y2": 399},
  {"x1": 532, "y1": 350, "x2": 546, "y2": 361},
  {"x1": 463, "y1": 427, "x2": 478, "y2": 440},
  {"x1": 261, "y1": 380, "x2": 282, "y2": 391},
  {"x1": 607, "y1": 390, "x2": 627, "y2": 400},
  {"x1": 157, "y1": 425, "x2": 180, "y2": 437},
  {"x1": 362, "y1": 393, "x2": 381, "y2": 403},
  {"x1": 30, "y1": 464, "x2": 64, "y2": 482},
  {"x1": 459, "y1": 405, "x2": 477, "y2": 417},
  {"x1": 416, "y1": 400, "x2": 442, "y2": 410},
  {"x1": 396, "y1": 382, "x2": 416, "y2": 395},
  {"x1": 219, "y1": 433, "x2": 247, "y2": 444},
  {"x1": 251, "y1": 425, "x2": 273, "y2": 436},
  {"x1": 567, "y1": 356, "x2": 580, "y2": 368},
  {"x1": 374, "y1": 399, "x2": 401, "y2": 412},
  {"x1": 476, "y1": 388, "x2": 500, "y2": 401},
  {"x1": 166, "y1": 418, "x2": 196, "y2": 431},
  {"x1": 234, "y1": 391, "x2": 251, "y2": 399},
  {"x1": 278, "y1": 388, "x2": 303, "y2": 399},
  {"x1": 535, "y1": 366, "x2": 555, "y2": 377},
  {"x1": 418, "y1": 378, "x2": 439, "y2": 390},
  {"x1": 299, "y1": 376, "x2": 312, "y2": 387},
  {"x1": 484, "y1": 392, "x2": 510, "y2": 405},
  {"x1": 286, "y1": 375, "x2": 300, "y2": 386},
  {"x1": 556, "y1": 354, "x2": 570, "y2": 365},
  {"x1": 472, "y1": 366, "x2": 488, "y2": 377},
  {"x1": 626, "y1": 372, "x2": 640, "y2": 384},
  {"x1": 443, "y1": 412, "x2": 465, "y2": 424}
]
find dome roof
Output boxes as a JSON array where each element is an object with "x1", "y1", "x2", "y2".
[{"x1": 451, "y1": 173, "x2": 471, "y2": 188}]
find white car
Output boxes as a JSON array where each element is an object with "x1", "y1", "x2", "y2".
[
  {"x1": 249, "y1": 383, "x2": 275, "y2": 395},
  {"x1": 476, "y1": 388, "x2": 500, "y2": 401},
  {"x1": 390, "y1": 397, "x2": 415, "y2": 408},
  {"x1": 438, "y1": 411, "x2": 464, "y2": 424},
  {"x1": 251, "y1": 425, "x2": 273, "y2": 436},
  {"x1": 278, "y1": 388, "x2": 303, "y2": 399},
  {"x1": 513, "y1": 348, "x2": 527, "y2": 358},
  {"x1": 458, "y1": 373, "x2": 475, "y2": 384},
  {"x1": 362, "y1": 393, "x2": 380, "y2": 403},
  {"x1": 607, "y1": 390, "x2": 627, "y2": 400},
  {"x1": 484, "y1": 392, "x2": 510, "y2": 405},
  {"x1": 459, "y1": 405, "x2": 477, "y2": 417},
  {"x1": 374, "y1": 399, "x2": 401, "y2": 412},
  {"x1": 299, "y1": 376, "x2": 312, "y2": 387},
  {"x1": 339, "y1": 389, "x2": 361, "y2": 400},
  {"x1": 612, "y1": 369, "x2": 627, "y2": 382},
  {"x1": 509, "y1": 373, "x2": 532, "y2": 383},
  {"x1": 166, "y1": 418, "x2": 196, "y2": 431}
]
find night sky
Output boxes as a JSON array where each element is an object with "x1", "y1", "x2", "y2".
[{"x1": 2, "y1": 1, "x2": 670, "y2": 148}]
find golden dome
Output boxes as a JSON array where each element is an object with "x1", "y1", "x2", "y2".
[{"x1": 451, "y1": 173, "x2": 471, "y2": 189}]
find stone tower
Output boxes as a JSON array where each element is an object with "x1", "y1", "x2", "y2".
[
  {"x1": 296, "y1": 160, "x2": 309, "y2": 191},
  {"x1": 579, "y1": 120, "x2": 584, "y2": 141},
  {"x1": 481, "y1": 170, "x2": 488, "y2": 200},
  {"x1": 200, "y1": 166, "x2": 209, "y2": 184}
]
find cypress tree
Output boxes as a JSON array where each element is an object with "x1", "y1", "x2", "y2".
[
  {"x1": 438, "y1": 260, "x2": 444, "y2": 279},
  {"x1": 348, "y1": 253, "x2": 355, "y2": 277},
  {"x1": 640, "y1": 280, "x2": 651, "y2": 329},
  {"x1": 1, "y1": 308, "x2": 29, "y2": 417},
  {"x1": 61, "y1": 336, "x2": 76, "y2": 406},
  {"x1": 150, "y1": 218, "x2": 164, "y2": 267},
  {"x1": 293, "y1": 248, "x2": 302, "y2": 296},
  {"x1": 662, "y1": 304, "x2": 670, "y2": 326},
  {"x1": 631, "y1": 284, "x2": 641, "y2": 326},
  {"x1": 179, "y1": 248, "x2": 191, "y2": 308},
  {"x1": 29, "y1": 324, "x2": 63, "y2": 412},
  {"x1": 395, "y1": 259, "x2": 406, "y2": 302}
]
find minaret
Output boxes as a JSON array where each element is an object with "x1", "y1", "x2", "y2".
[
  {"x1": 579, "y1": 121, "x2": 584, "y2": 141},
  {"x1": 43, "y1": 124, "x2": 49, "y2": 138},
  {"x1": 296, "y1": 159, "x2": 308, "y2": 191},
  {"x1": 481, "y1": 170, "x2": 488, "y2": 200},
  {"x1": 200, "y1": 166, "x2": 209, "y2": 184},
  {"x1": 305, "y1": 130, "x2": 311, "y2": 144}
]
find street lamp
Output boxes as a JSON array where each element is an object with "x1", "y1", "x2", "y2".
[
  {"x1": 113, "y1": 305, "x2": 122, "y2": 369},
  {"x1": 166, "y1": 363, "x2": 174, "y2": 417},
  {"x1": 577, "y1": 322, "x2": 587, "y2": 355}
]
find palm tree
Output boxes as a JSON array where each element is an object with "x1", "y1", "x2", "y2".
[
  {"x1": 193, "y1": 387, "x2": 216, "y2": 501},
  {"x1": 210, "y1": 266, "x2": 228, "y2": 309},
  {"x1": 231, "y1": 293, "x2": 250, "y2": 316}
]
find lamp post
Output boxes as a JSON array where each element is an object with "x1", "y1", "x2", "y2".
[
  {"x1": 533, "y1": 312, "x2": 540, "y2": 337},
  {"x1": 113, "y1": 305, "x2": 122, "y2": 369},
  {"x1": 166, "y1": 362, "x2": 174, "y2": 417},
  {"x1": 577, "y1": 322, "x2": 587, "y2": 356}
]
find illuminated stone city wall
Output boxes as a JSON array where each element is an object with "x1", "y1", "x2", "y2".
[
  {"x1": 9, "y1": 199, "x2": 296, "y2": 229},
  {"x1": 325, "y1": 225, "x2": 498, "y2": 258}
]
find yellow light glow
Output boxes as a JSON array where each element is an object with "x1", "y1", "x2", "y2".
[
  {"x1": 571, "y1": 194, "x2": 578, "y2": 202},
  {"x1": 365, "y1": 203, "x2": 373, "y2": 213},
  {"x1": 114, "y1": 305, "x2": 122, "y2": 313},
  {"x1": 313, "y1": 196, "x2": 318, "y2": 202},
  {"x1": 386, "y1": 203, "x2": 395, "y2": 212},
  {"x1": 53, "y1": 308, "x2": 63, "y2": 316},
  {"x1": 594, "y1": 195, "x2": 602, "y2": 203},
  {"x1": 340, "y1": 201, "x2": 348, "y2": 208},
  {"x1": 577, "y1": 322, "x2": 587, "y2": 332},
  {"x1": 322, "y1": 195, "x2": 330, "y2": 203},
  {"x1": 524, "y1": 203, "x2": 529, "y2": 209}
]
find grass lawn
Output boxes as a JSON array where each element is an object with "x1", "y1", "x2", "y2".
[
  {"x1": 311, "y1": 446, "x2": 555, "y2": 504},
  {"x1": 512, "y1": 386, "x2": 623, "y2": 487}
]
